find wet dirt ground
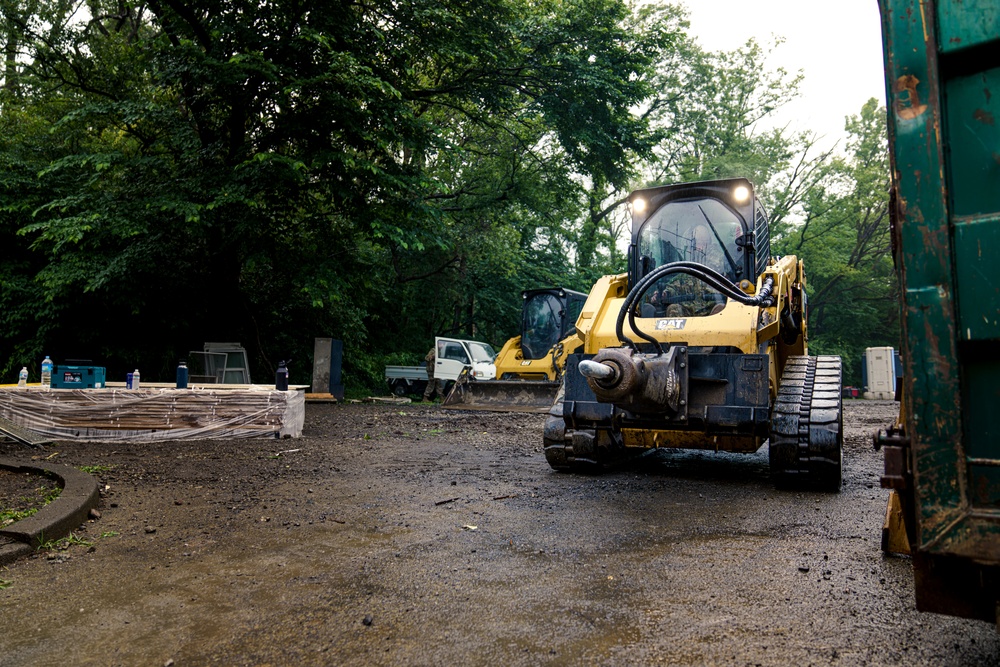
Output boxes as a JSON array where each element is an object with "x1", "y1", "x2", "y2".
[{"x1": 0, "y1": 399, "x2": 998, "y2": 666}]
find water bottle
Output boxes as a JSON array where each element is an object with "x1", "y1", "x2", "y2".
[
  {"x1": 132, "y1": 368, "x2": 141, "y2": 390},
  {"x1": 176, "y1": 360, "x2": 189, "y2": 389},
  {"x1": 18, "y1": 367, "x2": 28, "y2": 388},
  {"x1": 40, "y1": 356, "x2": 53, "y2": 388},
  {"x1": 275, "y1": 360, "x2": 289, "y2": 391}
]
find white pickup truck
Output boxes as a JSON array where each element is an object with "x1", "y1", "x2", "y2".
[{"x1": 385, "y1": 337, "x2": 497, "y2": 397}]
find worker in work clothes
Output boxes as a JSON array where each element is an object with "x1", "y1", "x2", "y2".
[{"x1": 422, "y1": 346, "x2": 445, "y2": 402}]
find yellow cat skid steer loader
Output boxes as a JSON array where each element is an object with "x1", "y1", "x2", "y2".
[
  {"x1": 544, "y1": 178, "x2": 843, "y2": 490},
  {"x1": 443, "y1": 288, "x2": 587, "y2": 413}
]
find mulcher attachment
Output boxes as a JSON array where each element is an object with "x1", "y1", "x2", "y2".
[
  {"x1": 769, "y1": 355, "x2": 844, "y2": 491},
  {"x1": 542, "y1": 384, "x2": 636, "y2": 472},
  {"x1": 542, "y1": 384, "x2": 595, "y2": 471}
]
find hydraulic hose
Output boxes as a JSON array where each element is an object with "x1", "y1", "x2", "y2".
[{"x1": 616, "y1": 262, "x2": 776, "y2": 353}]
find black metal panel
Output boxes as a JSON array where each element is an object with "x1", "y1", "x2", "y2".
[
  {"x1": 565, "y1": 351, "x2": 768, "y2": 435},
  {"x1": 564, "y1": 354, "x2": 598, "y2": 402},
  {"x1": 704, "y1": 405, "x2": 769, "y2": 436},
  {"x1": 563, "y1": 355, "x2": 614, "y2": 424},
  {"x1": 687, "y1": 352, "x2": 769, "y2": 410}
]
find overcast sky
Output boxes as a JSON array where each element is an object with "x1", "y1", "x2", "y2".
[{"x1": 683, "y1": 0, "x2": 887, "y2": 152}]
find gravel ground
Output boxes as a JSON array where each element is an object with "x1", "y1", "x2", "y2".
[{"x1": 0, "y1": 399, "x2": 997, "y2": 666}]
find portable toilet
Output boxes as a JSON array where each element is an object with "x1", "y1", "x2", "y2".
[{"x1": 863, "y1": 346, "x2": 896, "y2": 400}]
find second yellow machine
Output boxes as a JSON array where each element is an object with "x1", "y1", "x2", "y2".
[
  {"x1": 444, "y1": 287, "x2": 587, "y2": 412},
  {"x1": 544, "y1": 177, "x2": 843, "y2": 490}
]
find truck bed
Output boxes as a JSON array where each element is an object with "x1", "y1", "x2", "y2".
[{"x1": 385, "y1": 366, "x2": 428, "y2": 381}]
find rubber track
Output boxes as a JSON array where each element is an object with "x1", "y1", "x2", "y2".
[{"x1": 769, "y1": 355, "x2": 843, "y2": 491}]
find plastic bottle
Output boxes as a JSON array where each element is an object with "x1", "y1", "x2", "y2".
[
  {"x1": 132, "y1": 368, "x2": 141, "y2": 390},
  {"x1": 176, "y1": 360, "x2": 189, "y2": 389},
  {"x1": 275, "y1": 360, "x2": 289, "y2": 391},
  {"x1": 18, "y1": 367, "x2": 28, "y2": 388},
  {"x1": 40, "y1": 356, "x2": 53, "y2": 388}
]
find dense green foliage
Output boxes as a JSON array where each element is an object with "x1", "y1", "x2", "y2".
[{"x1": 0, "y1": 1, "x2": 893, "y2": 392}]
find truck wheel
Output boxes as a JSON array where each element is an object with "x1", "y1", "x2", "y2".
[
  {"x1": 392, "y1": 382, "x2": 408, "y2": 397},
  {"x1": 769, "y1": 355, "x2": 843, "y2": 491}
]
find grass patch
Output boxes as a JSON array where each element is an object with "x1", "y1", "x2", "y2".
[
  {"x1": 78, "y1": 465, "x2": 114, "y2": 474},
  {"x1": 61, "y1": 533, "x2": 93, "y2": 547},
  {"x1": 0, "y1": 507, "x2": 35, "y2": 526},
  {"x1": 0, "y1": 484, "x2": 61, "y2": 528},
  {"x1": 37, "y1": 532, "x2": 92, "y2": 551},
  {"x1": 0, "y1": 579, "x2": 12, "y2": 590}
]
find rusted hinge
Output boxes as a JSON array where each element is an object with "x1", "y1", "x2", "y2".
[{"x1": 874, "y1": 425, "x2": 911, "y2": 491}]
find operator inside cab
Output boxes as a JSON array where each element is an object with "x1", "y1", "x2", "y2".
[
  {"x1": 638, "y1": 197, "x2": 745, "y2": 317},
  {"x1": 522, "y1": 292, "x2": 561, "y2": 360}
]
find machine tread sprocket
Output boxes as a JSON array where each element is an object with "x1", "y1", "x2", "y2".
[{"x1": 769, "y1": 355, "x2": 843, "y2": 491}]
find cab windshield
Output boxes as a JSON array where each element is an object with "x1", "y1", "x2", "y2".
[
  {"x1": 637, "y1": 198, "x2": 745, "y2": 317},
  {"x1": 467, "y1": 342, "x2": 496, "y2": 363},
  {"x1": 522, "y1": 292, "x2": 564, "y2": 360}
]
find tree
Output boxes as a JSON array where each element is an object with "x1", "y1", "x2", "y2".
[
  {"x1": 569, "y1": 26, "x2": 812, "y2": 280},
  {"x1": 0, "y1": 0, "x2": 680, "y2": 388},
  {"x1": 773, "y1": 99, "x2": 898, "y2": 385}
]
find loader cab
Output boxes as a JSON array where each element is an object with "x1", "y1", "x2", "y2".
[
  {"x1": 628, "y1": 178, "x2": 770, "y2": 317},
  {"x1": 520, "y1": 288, "x2": 588, "y2": 360}
]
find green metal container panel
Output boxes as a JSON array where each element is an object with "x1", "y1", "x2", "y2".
[
  {"x1": 944, "y1": 68, "x2": 1000, "y2": 219},
  {"x1": 962, "y1": 358, "x2": 1000, "y2": 508},
  {"x1": 881, "y1": 0, "x2": 1000, "y2": 622},
  {"x1": 936, "y1": 0, "x2": 1000, "y2": 53},
  {"x1": 954, "y1": 216, "x2": 1000, "y2": 340}
]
